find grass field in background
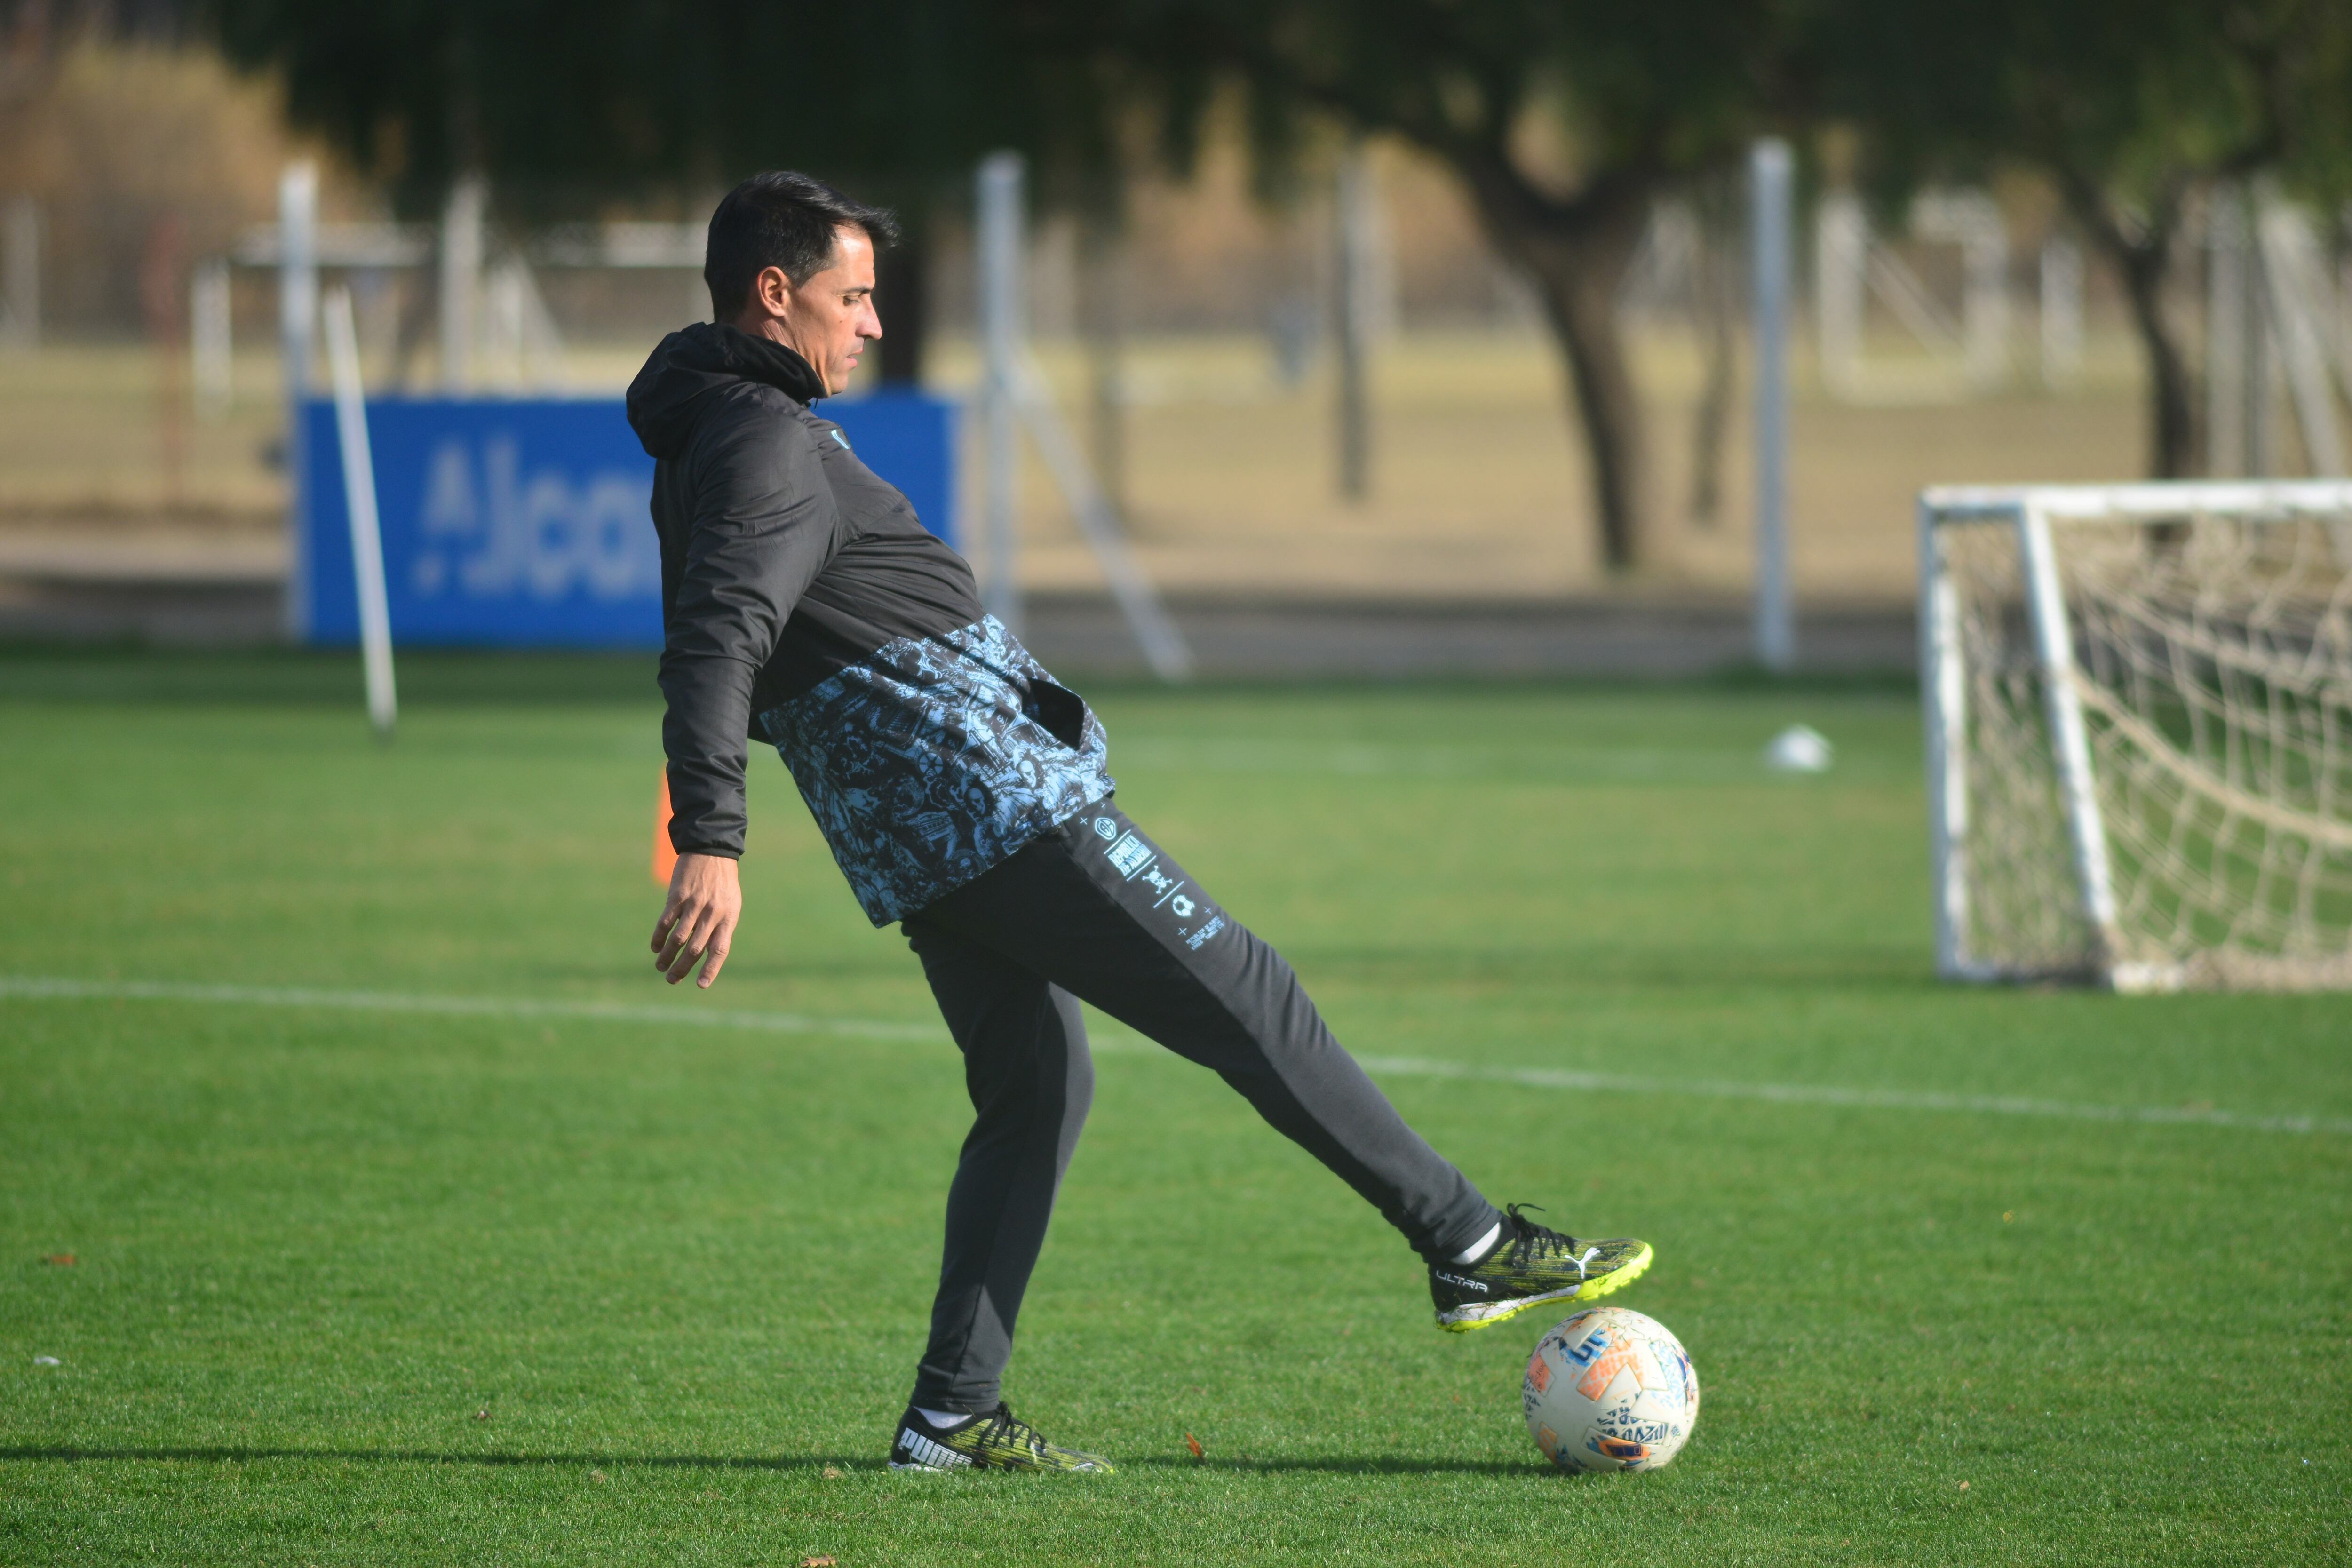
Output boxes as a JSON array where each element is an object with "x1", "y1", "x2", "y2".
[{"x1": 2, "y1": 653, "x2": 2345, "y2": 1565}]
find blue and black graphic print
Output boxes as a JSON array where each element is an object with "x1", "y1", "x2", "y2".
[{"x1": 756, "y1": 616, "x2": 1114, "y2": 925}]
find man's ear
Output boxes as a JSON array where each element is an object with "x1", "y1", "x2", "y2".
[{"x1": 754, "y1": 264, "x2": 793, "y2": 318}]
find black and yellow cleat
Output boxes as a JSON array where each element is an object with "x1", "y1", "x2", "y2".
[
  {"x1": 888, "y1": 1402, "x2": 1115, "y2": 1474},
  {"x1": 1430, "y1": 1203, "x2": 1653, "y2": 1333}
]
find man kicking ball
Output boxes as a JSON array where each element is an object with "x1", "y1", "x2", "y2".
[{"x1": 628, "y1": 171, "x2": 1652, "y2": 1474}]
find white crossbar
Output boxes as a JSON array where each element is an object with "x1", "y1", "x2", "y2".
[{"x1": 1923, "y1": 480, "x2": 2352, "y2": 521}]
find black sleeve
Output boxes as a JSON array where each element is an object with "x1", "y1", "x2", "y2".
[{"x1": 659, "y1": 396, "x2": 839, "y2": 858}]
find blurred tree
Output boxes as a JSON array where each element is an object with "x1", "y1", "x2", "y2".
[
  {"x1": 1017, "y1": 0, "x2": 1797, "y2": 571},
  {"x1": 1820, "y1": 0, "x2": 2352, "y2": 478},
  {"x1": 200, "y1": 0, "x2": 1123, "y2": 383},
  {"x1": 178, "y1": 1, "x2": 2352, "y2": 549}
]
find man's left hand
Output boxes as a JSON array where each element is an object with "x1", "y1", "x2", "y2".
[{"x1": 652, "y1": 852, "x2": 742, "y2": 988}]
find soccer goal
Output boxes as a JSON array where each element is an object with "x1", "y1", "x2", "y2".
[{"x1": 1920, "y1": 480, "x2": 2352, "y2": 991}]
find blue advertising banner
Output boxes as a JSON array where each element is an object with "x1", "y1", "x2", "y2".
[{"x1": 300, "y1": 392, "x2": 956, "y2": 647}]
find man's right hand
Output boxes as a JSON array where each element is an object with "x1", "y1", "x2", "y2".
[{"x1": 652, "y1": 852, "x2": 742, "y2": 988}]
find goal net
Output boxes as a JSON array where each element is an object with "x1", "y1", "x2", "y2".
[{"x1": 1921, "y1": 481, "x2": 2352, "y2": 991}]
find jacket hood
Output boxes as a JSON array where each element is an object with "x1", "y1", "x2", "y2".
[{"x1": 626, "y1": 322, "x2": 826, "y2": 459}]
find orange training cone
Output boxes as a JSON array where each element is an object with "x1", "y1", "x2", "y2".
[{"x1": 652, "y1": 770, "x2": 678, "y2": 886}]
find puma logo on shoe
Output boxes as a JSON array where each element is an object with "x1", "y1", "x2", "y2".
[{"x1": 897, "y1": 1428, "x2": 972, "y2": 1468}]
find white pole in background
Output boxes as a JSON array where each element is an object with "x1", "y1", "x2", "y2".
[
  {"x1": 977, "y1": 151, "x2": 1025, "y2": 637},
  {"x1": 2241, "y1": 186, "x2": 2274, "y2": 478},
  {"x1": 2039, "y1": 236, "x2": 2083, "y2": 391},
  {"x1": 2206, "y1": 187, "x2": 2247, "y2": 477},
  {"x1": 1955, "y1": 195, "x2": 2010, "y2": 393},
  {"x1": 191, "y1": 257, "x2": 233, "y2": 421},
  {"x1": 1334, "y1": 144, "x2": 1378, "y2": 502},
  {"x1": 321, "y1": 286, "x2": 397, "y2": 738},
  {"x1": 440, "y1": 174, "x2": 486, "y2": 392},
  {"x1": 279, "y1": 161, "x2": 318, "y2": 640},
  {"x1": 1813, "y1": 189, "x2": 1866, "y2": 402},
  {"x1": 2253, "y1": 194, "x2": 2348, "y2": 478},
  {"x1": 1750, "y1": 139, "x2": 1795, "y2": 674}
]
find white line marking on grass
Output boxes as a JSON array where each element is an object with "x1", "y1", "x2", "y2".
[
  {"x1": 0, "y1": 975, "x2": 942, "y2": 1043},
  {"x1": 7, "y1": 975, "x2": 2345, "y2": 1137}
]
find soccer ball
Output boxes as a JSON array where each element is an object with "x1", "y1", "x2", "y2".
[{"x1": 1522, "y1": 1306, "x2": 1699, "y2": 1473}]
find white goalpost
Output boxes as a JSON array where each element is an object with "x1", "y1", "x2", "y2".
[{"x1": 1921, "y1": 480, "x2": 2352, "y2": 991}]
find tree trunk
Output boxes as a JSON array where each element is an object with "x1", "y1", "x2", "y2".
[
  {"x1": 1462, "y1": 176, "x2": 1655, "y2": 571},
  {"x1": 2060, "y1": 182, "x2": 2195, "y2": 478},
  {"x1": 2116, "y1": 246, "x2": 2197, "y2": 479},
  {"x1": 875, "y1": 226, "x2": 929, "y2": 386}
]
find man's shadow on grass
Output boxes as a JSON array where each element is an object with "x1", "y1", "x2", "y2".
[{"x1": 0, "y1": 1444, "x2": 1534, "y2": 1478}]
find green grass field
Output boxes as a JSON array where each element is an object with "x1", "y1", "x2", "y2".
[{"x1": 2, "y1": 652, "x2": 2345, "y2": 1565}]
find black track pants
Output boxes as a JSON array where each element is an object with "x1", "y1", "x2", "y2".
[{"x1": 900, "y1": 802, "x2": 1500, "y2": 1412}]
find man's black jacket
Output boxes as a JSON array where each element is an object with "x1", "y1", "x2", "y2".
[{"x1": 627, "y1": 323, "x2": 984, "y2": 859}]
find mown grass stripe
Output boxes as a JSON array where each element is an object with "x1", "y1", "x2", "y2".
[
  {"x1": 7, "y1": 973, "x2": 2345, "y2": 1137},
  {"x1": 1348, "y1": 1052, "x2": 2352, "y2": 1137}
]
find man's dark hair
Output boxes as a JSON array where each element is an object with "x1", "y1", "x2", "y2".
[{"x1": 703, "y1": 171, "x2": 900, "y2": 320}]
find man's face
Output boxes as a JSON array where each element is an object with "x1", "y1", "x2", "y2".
[{"x1": 751, "y1": 225, "x2": 882, "y2": 395}]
